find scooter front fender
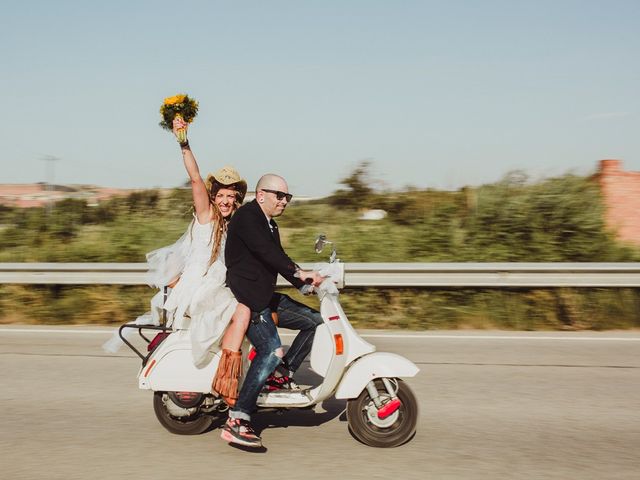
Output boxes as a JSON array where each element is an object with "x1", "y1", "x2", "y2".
[{"x1": 335, "y1": 352, "x2": 419, "y2": 399}]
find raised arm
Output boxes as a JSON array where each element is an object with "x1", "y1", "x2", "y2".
[{"x1": 172, "y1": 117, "x2": 211, "y2": 224}]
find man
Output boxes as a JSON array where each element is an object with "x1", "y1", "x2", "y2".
[{"x1": 221, "y1": 173, "x2": 324, "y2": 448}]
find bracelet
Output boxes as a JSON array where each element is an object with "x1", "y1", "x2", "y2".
[{"x1": 179, "y1": 139, "x2": 190, "y2": 148}]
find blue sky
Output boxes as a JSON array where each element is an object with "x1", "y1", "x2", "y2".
[{"x1": 1, "y1": 0, "x2": 639, "y2": 196}]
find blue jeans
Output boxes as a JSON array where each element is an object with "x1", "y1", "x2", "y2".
[{"x1": 230, "y1": 293, "x2": 323, "y2": 420}]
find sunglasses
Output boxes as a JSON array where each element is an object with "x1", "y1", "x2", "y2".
[{"x1": 261, "y1": 189, "x2": 293, "y2": 202}]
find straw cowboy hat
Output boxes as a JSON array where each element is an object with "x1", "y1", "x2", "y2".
[{"x1": 205, "y1": 166, "x2": 248, "y2": 203}]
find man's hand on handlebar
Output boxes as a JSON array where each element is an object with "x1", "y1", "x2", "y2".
[{"x1": 297, "y1": 270, "x2": 325, "y2": 287}]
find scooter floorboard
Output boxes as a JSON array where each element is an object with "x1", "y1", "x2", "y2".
[{"x1": 256, "y1": 387, "x2": 313, "y2": 408}]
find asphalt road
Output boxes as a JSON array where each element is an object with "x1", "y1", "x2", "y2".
[{"x1": 1, "y1": 326, "x2": 639, "y2": 480}]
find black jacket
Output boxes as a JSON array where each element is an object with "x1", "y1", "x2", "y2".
[{"x1": 225, "y1": 199, "x2": 304, "y2": 311}]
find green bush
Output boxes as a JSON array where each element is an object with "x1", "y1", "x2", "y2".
[
  {"x1": 1, "y1": 172, "x2": 639, "y2": 328},
  {"x1": 2, "y1": 283, "x2": 638, "y2": 331}
]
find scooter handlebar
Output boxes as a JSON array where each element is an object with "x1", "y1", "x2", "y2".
[{"x1": 315, "y1": 261, "x2": 345, "y2": 290}]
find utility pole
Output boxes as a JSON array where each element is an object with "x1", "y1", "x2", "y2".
[{"x1": 41, "y1": 155, "x2": 60, "y2": 215}]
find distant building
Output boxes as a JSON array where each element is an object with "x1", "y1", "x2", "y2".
[
  {"x1": 595, "y1": 159, "x2": 640, "y2": 246},
  {"x1": 0, "y1": 183, "x2": 139, "y2": 208},
  {"x1": 0, "y1": 183, "x2": 314, "y2": 209}
]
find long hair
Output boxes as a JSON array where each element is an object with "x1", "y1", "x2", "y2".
[{"x1": 204, "y1": 181, "x2": 244, "y2": 269}]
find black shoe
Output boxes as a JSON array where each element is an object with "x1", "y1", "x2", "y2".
[
  {"x1": 220, "y1": 418, "x2": 262, "y2": 448},
  {"x1": 264, "y1": 374, "x2": 300, "y2": 391}
]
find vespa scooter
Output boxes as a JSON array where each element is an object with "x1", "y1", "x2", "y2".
[{"x1": 118, "y1": 235, "x2": 419, "y2": 447}]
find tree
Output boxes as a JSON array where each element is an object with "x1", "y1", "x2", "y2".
[{"x1": 329, "y1": 160, "x2": 374, "y2": 209}]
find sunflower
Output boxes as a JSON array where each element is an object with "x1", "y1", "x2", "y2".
[
  {"x1": 163, "y1": 94, "x2": 187, "y2": 106},
  {"x1": 159, "y1": 93, "x2": 199, "y2": 132}
]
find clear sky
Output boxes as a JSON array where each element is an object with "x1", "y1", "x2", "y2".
[{"x1": 1, "y1": 0, "x2": 639, "y2": 197}]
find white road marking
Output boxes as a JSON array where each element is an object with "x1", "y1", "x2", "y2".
[
  {"x1": 0, "y1": 328, "x2": 638, "y2": 341},
  {"x1": 361, "y1": 334, "x2": 640, "y2": 341},
  {"x1": 0, "y1": 328, "x2": 117, "y2": 334}
]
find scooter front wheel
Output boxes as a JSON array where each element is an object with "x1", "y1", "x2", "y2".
[
  {"x1": 346, "y1": 378, "x2": 418, "y2": 447},
  {"x1": 153, "y1": 392, "x2": 215, "y2": 435}
]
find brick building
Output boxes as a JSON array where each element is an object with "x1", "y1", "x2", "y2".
[
  {"x1": 595, "y1": 159, "x2": 640, "y2": 246},
  {"x1": 0, "y1": 183, "x2": 137, "y2": 208}
]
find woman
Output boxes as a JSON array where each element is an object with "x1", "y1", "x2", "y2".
[{"x1": 146, "y1": 116, "x2": 251, "y2": 406}]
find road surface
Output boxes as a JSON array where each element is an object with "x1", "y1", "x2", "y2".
[{"x1": 1, "y1": 326, "x2": 639, "y2": 479}]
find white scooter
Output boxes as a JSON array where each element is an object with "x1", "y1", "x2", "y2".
[{"x1": 119, "y1": 235, "x2": 419, "y2": 447}]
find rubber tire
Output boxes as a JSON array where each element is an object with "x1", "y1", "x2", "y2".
[
  {"x1": 153, "y1": 392, "x2": 215, "y2": 435},
  {"x1": 346, "y1": 378, "x2": 418, "y2": 448}
]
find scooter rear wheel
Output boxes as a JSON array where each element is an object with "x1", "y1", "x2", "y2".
[
  {"x1": 153, "y1": 392, "x2": 215, "y2": 435},
  {"x1": 346, "y1": 378, "x2": 418, "y2": 447}
]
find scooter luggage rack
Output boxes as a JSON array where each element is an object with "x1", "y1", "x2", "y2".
[
  {"x1": 118, "y1": 323, "x2": 170, "y2": 366},
  {"x1": 118, "y1": 286, "x2": 171, "y2": 366}
]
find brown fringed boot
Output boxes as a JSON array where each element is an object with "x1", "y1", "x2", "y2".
[{"x1": 212, "y1": 349, "x2": 243, "y2": 407}]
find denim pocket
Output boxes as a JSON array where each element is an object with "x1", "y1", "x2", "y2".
[
  {"x1": 248, "y1": 309, "x2": 274, "y2": 347},
  {"x1": 250, "y1": 310, "x2": 264, "y2": 326}
]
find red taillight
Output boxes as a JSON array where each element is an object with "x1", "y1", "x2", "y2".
[
  {"x1": 334, "y1": 334, "x2": 343, "y2": 355},
  {"x1": 147, "y1": 332, "x2": 170, "y2": 352}
]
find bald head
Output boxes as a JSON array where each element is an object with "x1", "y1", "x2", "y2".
[
  {"x1": 255, "y1": 174, "x2": 291, "y2": 218},
  {"x1": 256, "y1": 174, "x2": 287, "y2": 192}
]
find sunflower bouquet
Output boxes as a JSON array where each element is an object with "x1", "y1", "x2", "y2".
[{"x1": 159, "y1": 94, "x2": 199, "y2": 144}]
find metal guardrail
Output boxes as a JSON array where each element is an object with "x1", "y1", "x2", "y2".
[{"x1": 1, "y1": 263, "x2": 640, "y2": 287}]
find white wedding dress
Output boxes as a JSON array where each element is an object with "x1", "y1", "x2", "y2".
[{"x1": 104, "y1": 216, "x2": 237, "y2": 367}]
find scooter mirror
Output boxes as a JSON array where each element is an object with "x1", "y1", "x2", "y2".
[
  {"x1": 314, "y1": 234, "x2": 328, "y2": 253},
  {"x1": 315, "y1": 234, "x2": 337, "y2": 262}
]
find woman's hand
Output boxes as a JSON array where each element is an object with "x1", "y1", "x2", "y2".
[{"x1": 172, "y1": 117, "x2": 189, "y2": 144}]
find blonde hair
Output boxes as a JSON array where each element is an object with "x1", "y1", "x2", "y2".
[{"x1": 207, "y1": 201, "x2": 227, "y2": 270}]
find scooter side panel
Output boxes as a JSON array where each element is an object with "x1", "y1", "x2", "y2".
[
  {"x1": 138, "y1": 330, "x2": 220, "y2": 393},
  {"x1": 334, "y1": 352, "x2": 419, "y2": 399},
  {"x1": 146, "y1": 349, "x2": 220, "y2": 393}
]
